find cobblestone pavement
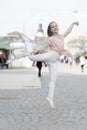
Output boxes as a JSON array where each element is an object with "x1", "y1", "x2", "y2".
[{"x1": 0, "y1": 67, "x2": 87, "y2": 130}]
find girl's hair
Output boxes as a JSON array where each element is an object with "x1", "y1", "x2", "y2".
[{"x1": 47, "y1": 21, "x2": 56, "y2": 37}]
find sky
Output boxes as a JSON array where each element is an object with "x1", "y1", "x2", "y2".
[{"x1": 0, "y1": 0, "x2": 87, "y2": 38}]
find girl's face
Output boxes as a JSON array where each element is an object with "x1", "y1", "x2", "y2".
[{"x1": 50, "y1": 22, "x2": 59, "y2": 35}]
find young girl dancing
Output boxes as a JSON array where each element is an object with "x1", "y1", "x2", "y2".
[{"x1": 28, "y1": 21, "x2": 79, "y2": 108}]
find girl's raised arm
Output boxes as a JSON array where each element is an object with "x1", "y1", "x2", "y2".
[{"x1": 63, "y1": 21, "x2": 79, "y2": 37}]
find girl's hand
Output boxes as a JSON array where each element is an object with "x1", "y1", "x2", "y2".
[{"x1": 73, "y1": 21, "x2": 79, "y2": 26}]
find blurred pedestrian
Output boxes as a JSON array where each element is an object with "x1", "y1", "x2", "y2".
[
  {"x1": 80, "y1": 55, "x2": 86, "y2": 72},
  {"x1": 32, "y1": 61, "x2": 47, "y2": 77}
]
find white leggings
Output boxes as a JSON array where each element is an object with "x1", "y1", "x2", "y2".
[
  {"x1": 29, "y1": 50, "x2": 59, "y2": 100},
  {"x1": 47, "y1": 62, "x2": 58, "y2": 100}
]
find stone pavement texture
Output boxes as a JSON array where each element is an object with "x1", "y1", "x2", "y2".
[{"x1": 0, "y1": 64, "x2": 87, "y2": 130}]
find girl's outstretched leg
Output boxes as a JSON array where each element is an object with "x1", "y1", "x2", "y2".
[{"x1": 29, "y1": 50, "x2": 59, "y2": 63}]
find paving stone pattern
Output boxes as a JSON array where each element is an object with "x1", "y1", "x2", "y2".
[{"x1": 0, "y1": 70, "x2": 87, "y2": 130}]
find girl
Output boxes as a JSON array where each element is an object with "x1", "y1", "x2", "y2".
[{"x1": 29, "y1": 21, "x2": 79, "y2": 108}]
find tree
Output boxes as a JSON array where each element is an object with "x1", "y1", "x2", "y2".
[{"x1": 67, "y1": 35, "x2": 87, "y2": 56}]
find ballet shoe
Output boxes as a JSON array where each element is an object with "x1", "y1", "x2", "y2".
[{"x1": 46, "y1": 97, "x2": 56, "y2": 108}]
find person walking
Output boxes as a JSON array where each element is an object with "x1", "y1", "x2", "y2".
[
  {"x1": 80, "y1": 55, "x2": 86, "y2": 72},
  {"x1": 32, "y1": 61, "x2": 47, "y2": 77},
  {"x1": 28, "y1": 21, "x2": 79, "y2": 108}
]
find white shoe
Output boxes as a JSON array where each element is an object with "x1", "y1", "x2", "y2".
[{"x1": 46, "y1": 97, "x2": 55, "y2": 108}]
